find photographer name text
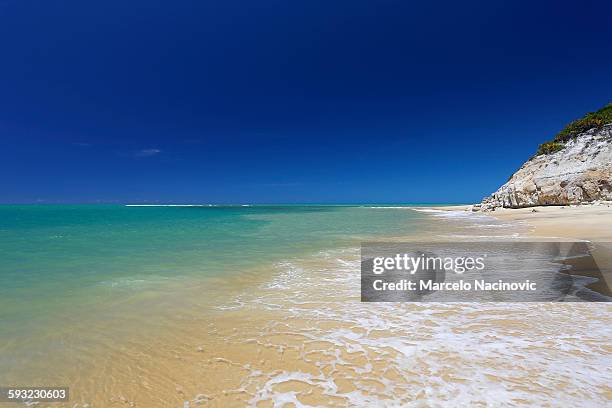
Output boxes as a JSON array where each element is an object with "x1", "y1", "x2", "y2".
[{"x1": 372, "y1": 279, "x2": 537, "y2": 292}]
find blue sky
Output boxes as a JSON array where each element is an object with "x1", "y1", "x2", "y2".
[{"x1": 1, "y1": 0, "x2": 611, "y2": 203}]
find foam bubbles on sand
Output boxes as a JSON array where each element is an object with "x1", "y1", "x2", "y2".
[
  {"x1": 91, "y1": 207, "x2": 608, "y2": 407},
  {"x1": 214, "y1": 247, "x2": 611, "y2": 407}
]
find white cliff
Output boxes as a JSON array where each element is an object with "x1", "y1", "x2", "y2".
[{"x1": 480, "y1": 125, "x2": 612, "y2": 210}]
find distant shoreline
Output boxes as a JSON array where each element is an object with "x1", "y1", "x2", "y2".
[{"x1": 425, "y1": 203, "x2": 612, "y2": 241}]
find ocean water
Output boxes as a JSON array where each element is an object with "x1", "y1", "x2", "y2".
[{"x1": 0, "y1": 205, "x2": 436, "y2": 382}]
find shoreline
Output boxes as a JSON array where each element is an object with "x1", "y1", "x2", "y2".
[
  {"x1": 3, "y1": 205, "x2": 611, "y2": 407},
  {"x1": 423, "y1": 204, "x2": 612, "y2": 301},
  {"x1": 425, "y1": 204, "x2": 612, "y2": 241}
]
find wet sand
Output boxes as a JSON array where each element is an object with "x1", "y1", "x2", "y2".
[{"x1": 60, "y1": 249, "x2": 612, "y2": 408}]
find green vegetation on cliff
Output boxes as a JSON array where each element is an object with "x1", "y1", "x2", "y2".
[
  {"x1": 536, "y1": 102, "x2": 612, "y2": 155},
  {"x1": 536, "y1": 141, "x2": 564, "y2": 155}
]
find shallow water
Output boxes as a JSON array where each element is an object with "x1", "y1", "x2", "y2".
[
  {"x1": 0, "y1": 205, "x2": 435, "y2": 381},
  {"x1": 1, "y1": 205, "x2": 610, "y2": 407}
]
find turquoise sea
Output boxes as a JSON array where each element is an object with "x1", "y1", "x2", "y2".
[{"x1": 0, "y1": 204, "x2": 442, "y2": 384}]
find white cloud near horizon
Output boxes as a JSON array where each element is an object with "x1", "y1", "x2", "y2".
[{"x1": 135, "y1": 148, "x2": 161, "y2": 157}]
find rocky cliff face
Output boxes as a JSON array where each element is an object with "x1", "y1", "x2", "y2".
[{"x1": 479, "y1": 125, "x2": 612, "y2": 211}]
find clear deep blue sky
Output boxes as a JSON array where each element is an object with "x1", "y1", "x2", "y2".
[{"x1": 1, "y1": 0, "x2": 611, "y2": 204}]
